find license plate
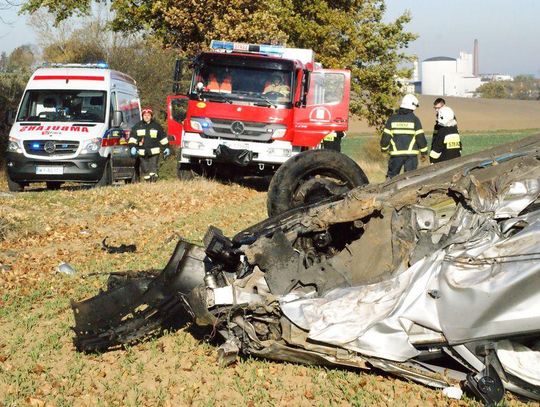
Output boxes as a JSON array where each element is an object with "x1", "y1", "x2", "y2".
[
  {"x1": 221, "y1": 141, "x2": 249, "y2": 150},
  {"x1": 36, "y1": 166, "x2": 64, "y2": 175}
]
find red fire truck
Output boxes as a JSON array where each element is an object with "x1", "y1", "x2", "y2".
[{"x1": 167, "y1": 40, "x2": 368, "y2": 215}]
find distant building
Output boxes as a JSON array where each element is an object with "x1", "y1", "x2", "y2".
[
  {"x1": 481, "y1": 74, "x2": 514, "y2": 82},
  {"x1": 421, "y1": 53, "x2": 482, "y2": 97}
]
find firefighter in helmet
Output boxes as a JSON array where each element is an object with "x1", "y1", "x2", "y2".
[
  {"x1": 380, "y1": 94, "x2": 428, "y2": 179},
  {"x1": 128, "y1": 106, "x2": 170, "y2": 182},
  {"x1": 429, "y1": 106, "x2": 462, "y2": 163}
]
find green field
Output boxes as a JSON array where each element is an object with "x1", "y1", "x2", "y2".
[{"x1": 343, "y1": 129, "x2": 539, "y2": 162}]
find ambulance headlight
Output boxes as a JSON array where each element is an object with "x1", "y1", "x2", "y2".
[
  {"x1": 82, "y1": 138, "x2": 100, "y2": 153},
  {"x1": 7, "y1": 138, "x2": 22, "y2": 154}
]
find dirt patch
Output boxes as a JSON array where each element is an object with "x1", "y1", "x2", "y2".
[{"x1": 350, "y1": 96, "x2": 540, "y2": 133}]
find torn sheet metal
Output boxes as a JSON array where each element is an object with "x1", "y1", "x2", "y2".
[{"x1": 73, "y1": 134, "x2": 540, "y2": 403}]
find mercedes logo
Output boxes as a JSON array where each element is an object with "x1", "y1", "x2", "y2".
[
  {"x1": 44, "y1": 141, "x2": 56, "y2": 154},
  {"x1": 231, "y1": 121, "x2": 245, "y2": 136}
]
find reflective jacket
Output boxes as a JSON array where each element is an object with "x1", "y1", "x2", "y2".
[
  {"x1": 429, "y1": 124, "x2": 462, "y2": 163},
  {"x1": 128, "y1": 120, "x2": 168, "y2": 157},
  {"x1": 381, "y1": 108, "x2": 427, "y2": 156}
]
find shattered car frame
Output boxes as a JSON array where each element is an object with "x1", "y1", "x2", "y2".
[{"x1": 72, "y1": 135, "x2": 540, "y2": 404}]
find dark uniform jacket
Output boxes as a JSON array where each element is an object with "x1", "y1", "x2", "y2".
[
  {"x1": 429, "y1": 125, "x2": 461, "y2": 163},
  {"x1": 381, "y1": 108, "x2": 427, "y2": 156},
  {"x1": 128, "y1": 120, "x2": 168, "y2": 157}
]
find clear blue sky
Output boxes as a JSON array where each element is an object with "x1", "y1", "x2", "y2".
[{"x1": 1, "y1": 1, "x2": 539, "y2": 76}]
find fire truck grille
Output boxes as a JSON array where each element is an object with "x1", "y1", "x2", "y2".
[
  {"x1": 24, "y1": 140, "x2": 80, "y2": 156},
  {"x1": 205, "y1": 119, "x2": 273, "y2": 142}
]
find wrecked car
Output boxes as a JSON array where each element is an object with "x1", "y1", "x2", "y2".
[{"x1": 72, "y1": 134, "x2": 540, "y2": 404}]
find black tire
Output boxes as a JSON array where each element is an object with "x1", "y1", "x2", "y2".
[
  {"x1": 46, "y1": 181, "x2": 62, "y2": 190},
  {"x1": 267, "y1": 149, "x2": 368, "y2": 217},
  {"x1": 95, "y1": 160, "x2": 112, "y2": 187},
  {"x1": 177, "y1": 163, "x2": 196, "y2": 181},
  {"x1": 6, "y1": 175, "x2": 24, "y2": 192}
]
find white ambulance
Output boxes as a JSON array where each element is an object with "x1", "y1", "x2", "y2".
[{"x1": 5, "y1": 63, "x2": 141, "y2": 191}]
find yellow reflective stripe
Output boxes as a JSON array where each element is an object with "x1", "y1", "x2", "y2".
[
  {"x1": 391, "y1": 122, "x2": 414, "y2": 129},
  {"x1": 390, "y1": 139, "x2": 397, "y2": 151},
  {"x1": 128, "y1": 137, "x2": 138, "y2": 144},
  {"x1": 390, "y1": 150, "x2": 419, "y2": 156},
  {"x1": 444, "y1": 133, "x2": 461, "y2": 149},
  {"x1": 381, "y1": 146, "x2": 389, "y2": 151},
  {"x1": 150, "y1": 147, "x2": 160, "y2": 155},
  {"x1": 324, "y1": 131, "x2": 336, "y2": 141},
  {"x1": 136, "y1": 129, "x2": 145, "y2": 136},
  {"x1": 392, "y1": 130, "x2": 416, "y2": 135},
  {"x1": 415, "y1": 129, "x2": 424, "y2": 135},
  {"x1": 430, "y1": 150, "x2": 441, "y2": 159},
  {"x1": 138, "y1": 150, "x2": 145, "y2": 156},
  {"x1": 419, "y1": 147, "x2": 428, "y2": 153},
  {"x1": 408, "y1": 136, "x2": 417, "y2": 151},
  {"x1": 383, "y1": 128, "x2": 393, "y2": 136},
  {"x1": 159, "y1": 138, "x2": 169, "y2": 145}
]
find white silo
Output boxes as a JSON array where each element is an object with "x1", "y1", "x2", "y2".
[{"x1": 421, "y1": 56, "x2": 457, "y2": 96}]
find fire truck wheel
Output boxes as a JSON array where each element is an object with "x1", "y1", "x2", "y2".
[
  {"x1": 177, "y1": 163, "x2": 196, "y2": 181},
  {"x1": 267, "y1": 149, "x2": 368, "y2": 217},
  {"x1": 96, "y1": 160, "x2": 112, "y2": 187},
  {"x1": 6, "y1": 175, "x2": 24, "y2": 192}
]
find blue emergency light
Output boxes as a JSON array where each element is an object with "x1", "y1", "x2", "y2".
[
  {"x1": 210, "y1": 40, "x2": 284, "y2": 56},
  {"x1": 32, "y1": 143, "x2": 40, "y2": 149}
]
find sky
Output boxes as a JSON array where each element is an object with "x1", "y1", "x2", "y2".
[{"x1": 1, "y1": 0, "x2": 539, "y2": 76}]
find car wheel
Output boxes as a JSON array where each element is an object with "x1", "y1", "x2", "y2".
[
  {"x1": 6, "y1": 175, "x2": 24, "y2": 192},
  {"x1": 267, "y1": 149, "x2": 368, "y2": 217},
  {"x1": 96, "y1": 160, "x2": 112, "y2": 187}
]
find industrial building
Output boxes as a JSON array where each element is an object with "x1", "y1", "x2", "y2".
[{"x1": 421, "y1": 51, "x2": 482, "y2": 97}]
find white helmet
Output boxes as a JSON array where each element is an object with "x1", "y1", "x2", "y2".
[
  {"x1": 436, "y1": 106, "x2": 455, "y2": 126},
  {"x1": 400, "y1": 94, "x2": 419, "y2": 110}
]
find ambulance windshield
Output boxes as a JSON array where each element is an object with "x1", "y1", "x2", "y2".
[{"x1": 17, "y1": 90, "x2": 107, "y2": 123}]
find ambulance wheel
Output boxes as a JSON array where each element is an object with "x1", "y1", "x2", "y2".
[
  {"x1": 267, "y1": 149, "x2": 368, "y2": 217},
  {"x1": 177, "y1": 163, "x2": 196, "y2": 181},
  {"x1": 6, "y1": 175, "x2": 24, "y2": 192},
  {"x1": 96, "y1": 160, "x2": 112, "y2": 187},
  {"x1": 46, "y1": 182, "x2": 62, "y2": 190}
]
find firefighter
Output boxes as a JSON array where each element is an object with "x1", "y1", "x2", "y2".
[
  {"x1": 429, "y1": 106, "x2": 461, "y2": 164},
  {"x1": 380, "y1": 94, "x2": 428, "y2": 179},
  {"x1": 128, "y1": 106, "x2": 170, "y2": 182},
  {"x1": 432, "y1": 97, "x2": 446, "y2": 137},
  {"x1": 263, "y1": 73, "x2": 290, "y2": 99}
]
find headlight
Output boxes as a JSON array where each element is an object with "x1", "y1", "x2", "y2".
[
  {"x1": 190, "y1": 120, "x2": 203, "y2": 131},
  {"x1": 7, "y1": 138, "x2": 22, "y2": 154},
  {"x1": 82, "y1": 138, "x2": 100, "y2": 154},
  {"x1": 268, "y1": 147, "x2": 292, "y2": 157},
  {"x1": 272, "y1": 128, "x2": 287, "y2": 139},
  {"x1": 183, "y1": 140, "x2": 204, "y2": 150}
]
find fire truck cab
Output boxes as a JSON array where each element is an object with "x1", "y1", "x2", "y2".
[{"x1": 168, "y1": 40, "x2": 351, "y2": 178}]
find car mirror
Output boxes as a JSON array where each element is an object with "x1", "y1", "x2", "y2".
[{"x1": 111, "y1": 110, "x2": 123, "y2": 128}]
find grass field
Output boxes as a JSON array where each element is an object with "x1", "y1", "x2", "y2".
[{"x1": 0, "y1": 130, "x2": 538, "y2": 406}]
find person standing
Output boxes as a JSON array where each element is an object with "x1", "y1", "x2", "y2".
[
  {"x1": 429, "y1": 106, "x2": 462, "y2": 163},
  {"x1": 380, "y1": 94, "x2": 428, "y2": 179},
  {"x1": 128, "y1": 106, "x2": 170, "y2": 182},
  {"x1": 432, "y1": 97, "x2": 446, "y2": 137}
]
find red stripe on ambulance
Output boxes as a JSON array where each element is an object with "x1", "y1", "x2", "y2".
[{"x1": 34, "y1": 75, "x2": 105, "y2": 81}]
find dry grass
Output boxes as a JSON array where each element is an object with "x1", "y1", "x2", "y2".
[{"x1": 0, "y1": 174, "x2": 534, "y2": 406}]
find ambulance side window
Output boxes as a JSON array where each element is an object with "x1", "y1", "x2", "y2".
[{"x1": 116, "y1": 91, "x2": 140, "y2": 129}]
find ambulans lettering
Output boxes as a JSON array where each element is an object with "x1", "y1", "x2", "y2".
[{"x1": 19, "y1": 125, "x2": 89, "y2": 133}]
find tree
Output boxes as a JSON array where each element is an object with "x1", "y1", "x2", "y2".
[
  {"x1": 476, "y1": 81, "x2": 507, "y2": 99},
  {"x1": 21, "y1": 0, "x2": 416, "y2": 128}
]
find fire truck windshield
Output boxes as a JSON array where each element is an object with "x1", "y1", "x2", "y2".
[{"x1": 192, "y1": 64, "x2": 293, "y2": 106}]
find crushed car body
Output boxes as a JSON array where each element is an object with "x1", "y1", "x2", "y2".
[{"x1": 72, "y1": 134, "x2": 540, "y2": 404}]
